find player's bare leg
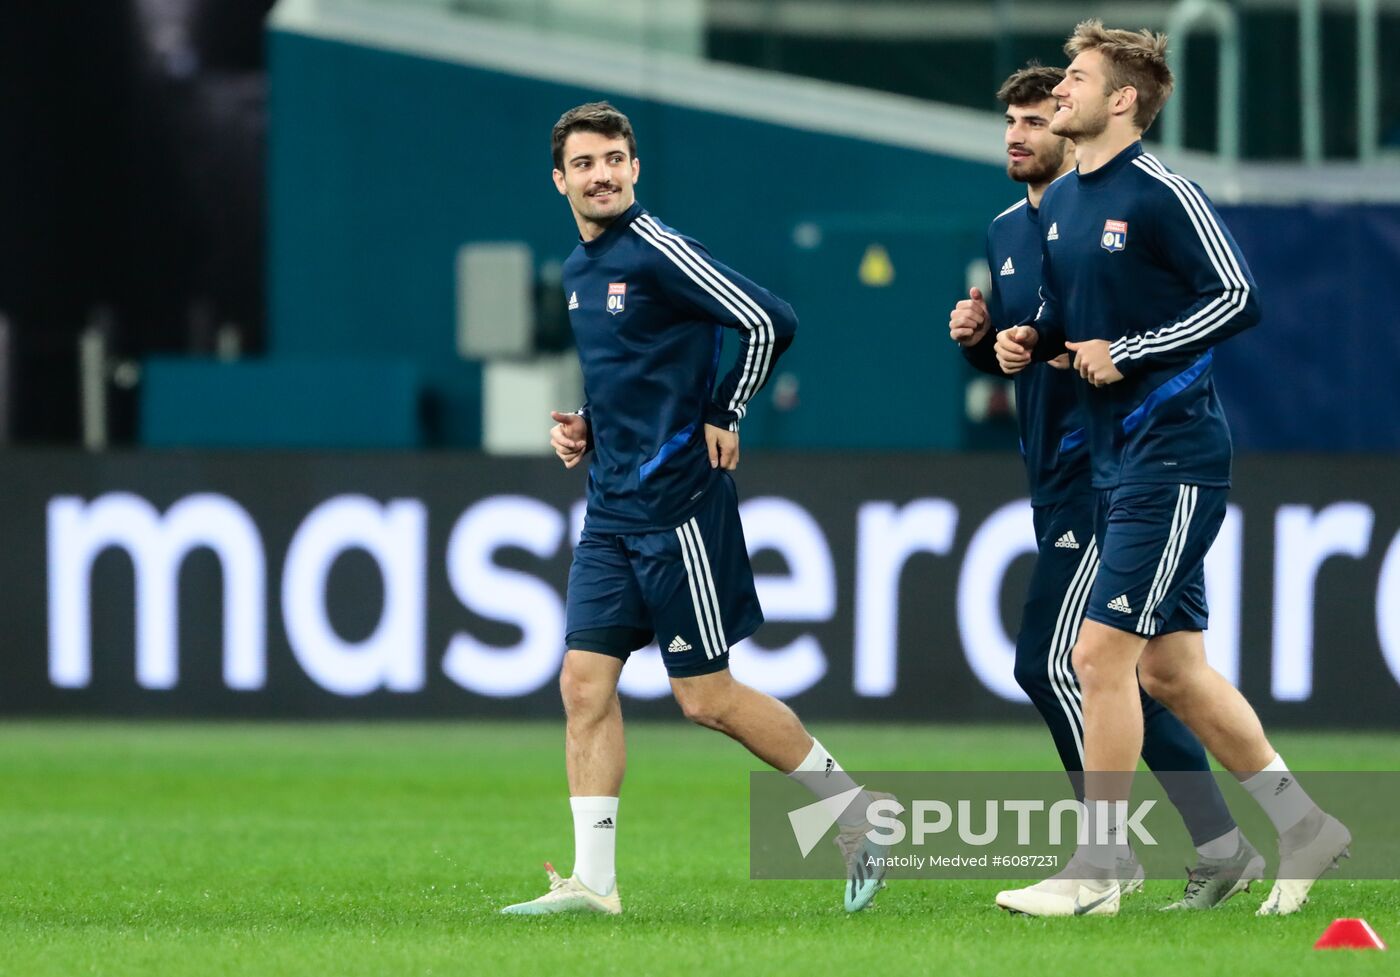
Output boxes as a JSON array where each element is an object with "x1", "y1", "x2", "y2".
[
  {"x1": 562, "y1": 650, "x2": 626, "y2": 796},
  {"x1": 1130, "y1": 631, "x2": 1269, "y2": 910},
  {"x1": 669, "y1": 669, "x2": 811, "y2": 770},
  {"x1": 502, "y1": 651, "x2": 625, "y2": 915},
  {"x1": 1074, "y1": 621, "x2": 1147, "y2": 794},
  {"x1": 1002, "y1": 619, "x2": 1349, "y2": 917},
  {"x1": 1137, "y1": 631, "x2": 1272, "y2": 772},
  {"x1": 1075, "y1": 622, "x2": 1146, "y2": 879},
  {"x1": 997, "y1": 622, "x2": 1143, "y2": 916},
  {"x1": 1138, "y1": 632, "x2": 1350, "y2": 914},
  {"x1": 670, "y1": 670, "x2": 893, "y2": 912},
  {"x1": 1139, "y1": 637, "x2": 1271, "y2": 911}
]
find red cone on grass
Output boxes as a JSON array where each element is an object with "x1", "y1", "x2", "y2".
[{"x1": 1314, "y1": 919, "x2": 1387, "y2": 950}]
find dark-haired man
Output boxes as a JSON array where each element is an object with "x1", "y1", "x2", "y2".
[
  {"x1": 995, "y1": 22, "x2": 1349, "y2": 917},
  {"x1": 951, "y1": 63, "x2": 1253, "y2": 912},
  {"x1": 502, "y1": 101, "x2": 891, "y2": 917}
]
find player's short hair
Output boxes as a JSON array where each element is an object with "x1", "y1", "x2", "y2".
[
  {"x1": 1064, "y1": 19, "x2": 1174, "y2": 132},
  {"x1": 996, "y1": 63, "x2": 1065, "y2": 108},
  {"x1": 551, "y1": 101, "x2": 637, "y2": 170}
]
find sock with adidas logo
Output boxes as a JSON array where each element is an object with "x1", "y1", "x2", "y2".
[
  {"x1": 569, "y1": 795, "x2": 618, "y2": 895},
  {"x1": 1242, "y1": 754, "x2": 1317, "y2": 835},
  {"x1": 788, "y1": 738, "x2": 875, "y2": 828}
]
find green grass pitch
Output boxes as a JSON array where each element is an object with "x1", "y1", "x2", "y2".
[{"x1": 1, "y1": 721, "x2": 1396, "y2": 976}]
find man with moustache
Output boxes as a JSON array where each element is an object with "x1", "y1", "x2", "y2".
[
  {"x1": 502, "y1": 101, "x2": 891, "y2": 917},
  {"x1": 949, "y1": 64, "x2": 1250, "y2": 911}
]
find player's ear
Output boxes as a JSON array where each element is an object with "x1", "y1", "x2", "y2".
[
  {"x1": 1113, "y1": 85, "x2": 1138, "y2": 120},
  {"x1": 631, "y1": 156, "x2": 640, "y2": 185},
  {"x1": 552, "y1": 168, "x2": 567, "y2": 195}
]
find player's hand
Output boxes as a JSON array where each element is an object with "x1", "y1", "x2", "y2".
[
  {"x1": 550, "y1": 410, "x2": 590, "y2": 468},
  {"x1": 705, "y1": 424, "x2": 739, "y2": 471},
  {"x1": 995, "y1": 325, "x2": 1038, "y2": 375},
  {"x1": 1047, "y1": 354, "x2": 1072, "y2": 370},
  {"x1": 948, "y1": 287, "x2": 990, "y2": 347},
  {"x1": 1065, "y1": 340, "x2": 1124, "y2": 386}
]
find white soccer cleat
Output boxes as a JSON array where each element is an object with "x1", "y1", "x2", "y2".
[
  {"x1": 500, "y1": 862, "x2": 622, "y2": 916},
  {"x1": 834, "y1": 791, "x2": 898, "y2": 913},
  {"x1": 996, "y1": 859, "x2": 1121, "y2": 917},
  {"x1": 1257, "y1": 811, "x2": 1351, "y2": 917}
]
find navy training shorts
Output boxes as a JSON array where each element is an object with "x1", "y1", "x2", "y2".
[
  {"x1": 564, "y1": 472, "x2": 762, "y2": 678},
  {"x1": 1085, "y1": 482, "x2": 1228, "y2": 637}
]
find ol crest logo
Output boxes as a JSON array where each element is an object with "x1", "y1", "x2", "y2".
[
  {"x1": 1101, "y1": 219, "x2": 1128, "y2": 253},
  {"x1": 606, "y1": 282, "x2": 627, "y2": 315}
]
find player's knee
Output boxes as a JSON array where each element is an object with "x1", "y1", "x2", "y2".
[
  {"x1": 1138, "y1": 657, "x2": 1185, "y2": 707},
  {"x1": 1070, "y1": 636, "x2": 1116, "y2": 691},
  {"x1": 672, "y1": 678, "x2": 733, "y2": 731},
  {"x1": 675, "y1": 691, "x2": 725, "y2": 730},
  {"x1": 559, "y1": 657, "x2": 614, "y2": 721},
  {"x1": 1069, "y1": 640, "x2": 1096, "y2": 687},
  {"x1": 1138, "y1": 633, "x2": 1208, "y2": 707},
  {"x1": 680, "y1": 704, "x2": 724, "y2": 731},
  {"x1": 1137, "y1": 667, "x2": 1171, "y2": 705}
]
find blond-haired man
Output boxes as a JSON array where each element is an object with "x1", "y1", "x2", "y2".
[{"x1": 995, "y1": 22, "x2": 1349, "y2": 918}]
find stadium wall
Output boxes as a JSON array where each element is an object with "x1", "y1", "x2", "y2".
[
  {"x1": 257, "y1": 3, "x2": 1400, "y2": 456},
  {"x1": 10, "y1": 451, "x2": 1400, "y2": 727},
  {"x1": 264, "y1": 27, "x2": 1008, "y2": 451}
]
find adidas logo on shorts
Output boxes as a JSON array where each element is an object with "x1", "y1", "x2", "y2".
[
  {"x1": 1107, "y1": 594, "x2": 1133, "y2": 614},
  {"x1": 1054, "y1": 531, "x2": 1080, "y2": 550},
  {"x1": 667, "y1": 635, "x2": 693, "y2": 654}
]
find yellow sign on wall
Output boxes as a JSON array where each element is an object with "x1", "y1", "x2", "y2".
[{"x1": 859, "y1": 243, "x2": 895, "y2": 287}]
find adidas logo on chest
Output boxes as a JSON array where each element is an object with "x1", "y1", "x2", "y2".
[
  {"x1": 999, "y1": 257, "x2": 1015, "y2": 276},
  {"x1": 1047, "y1": 222, "x2": 1059, "y2": 241}
]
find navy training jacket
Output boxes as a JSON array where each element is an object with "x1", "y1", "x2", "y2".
[
  {"x1": 563, "y1": 201, "x2": 797, "y2": 534},
  {"x1": 1029, "y1": 142, "x2": 1261, "y2": 489},
  {"x1": 963, "y1": 187, "x2": 1090, "y2": 507}
]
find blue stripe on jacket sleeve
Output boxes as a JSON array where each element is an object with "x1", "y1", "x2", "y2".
[{"x1": 1121, "y1": 350, "x2": 1214, "y2": 435}]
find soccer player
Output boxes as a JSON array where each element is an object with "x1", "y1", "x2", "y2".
[
  {"x1": 950, "y1": 63, "x2": 1257, "y2": 910},
  {"x1": 993, "y1": 22, "x2": 1350, "y2": 917},
  {"x1": 502, "y1": 102, "x2": 889, "y2": 917}
]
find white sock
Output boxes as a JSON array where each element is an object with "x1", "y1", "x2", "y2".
[
  {"x1": 788, "y1": 738, "x2": 874, "y2": 828},
  {"x1": 1196, "y1": 826, "x2": 1242, "y2": 860},
  {"x1": 1242, "y1": 754, "x2": 1317, "y2": 835},
  {"x1": 1081, "y1": 800, "x2": 1126, "y2": 871},
  {"x1": 569, "y1": 796, "x2": 618, "y2": 895}
]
